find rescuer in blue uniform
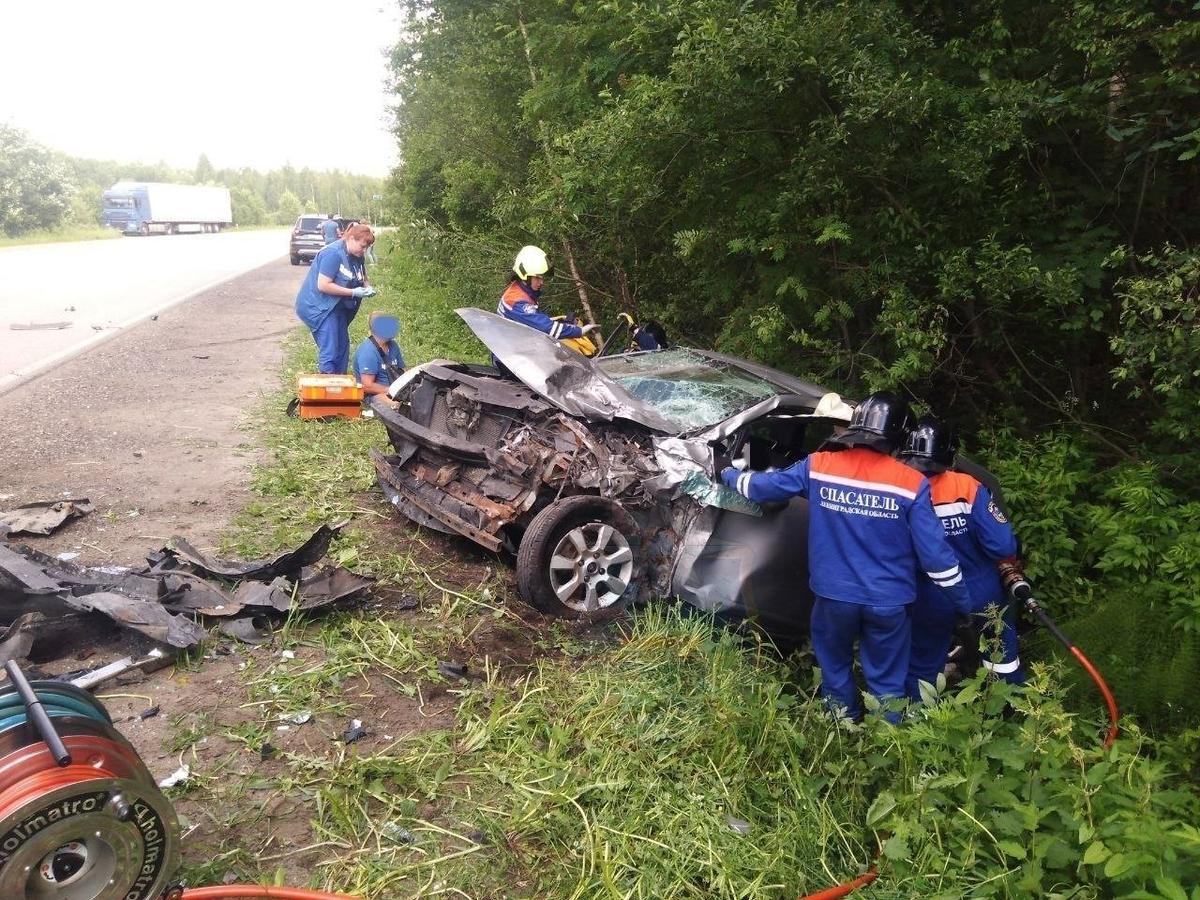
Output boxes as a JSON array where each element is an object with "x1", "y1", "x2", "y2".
[
  {"x1": 498, "y1": 246, "x2": 600, "y2": 343},
  {"x1": 900, "y1": 417, "x2": 1023, "y2": 699},
  {"x1": 721, "y1": 392, "x2": 973, "y2": 722},
  {"x1": 295, "y1": 223, "x2": 375, "y2": 374}
]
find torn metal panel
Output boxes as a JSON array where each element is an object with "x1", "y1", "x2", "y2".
[
  {"x1": 231, "y1": 577, "x2": 295, "y2": 613},
  {"x1": 1, "y1": 522, "x2": 370, "y2": 656},
  {"x1": 0, "y1": 499, "x2": 93, "y2": 537},
  {"x1": 456, "y1": 308, "x2": 677, "y2": 432},
  {"x1": 672, "y1": 500, "x2": 814, "y2": 650},
  {"x1": 296, "y1": 566, "x2": 374, "y2": 610},
  {"x1": 63, "y1": 591, "x2": 207, "y2": 648},
  {"x1": 166, "y1": 522, "x2": 345, "y2": 580}
]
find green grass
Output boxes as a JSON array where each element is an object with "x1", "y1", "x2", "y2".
[
  {"x1": 0, "y1": 225, "x2": 120, "y2": 247},
  {"x1": 189, "y1": 229, "x2": 1200, "y2": 898}
]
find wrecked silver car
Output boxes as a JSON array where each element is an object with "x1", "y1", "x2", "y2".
[{"x1": 371, "y1": 308, "x2": 856, "y2": 645}]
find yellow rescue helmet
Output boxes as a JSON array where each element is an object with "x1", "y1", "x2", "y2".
[{"x1": 513, "y1": 245, "x2": 551, "y2": 281}]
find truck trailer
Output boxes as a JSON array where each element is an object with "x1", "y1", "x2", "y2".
[{"x1": 101, "y1": 182, "x2": 233, "y2": 235}]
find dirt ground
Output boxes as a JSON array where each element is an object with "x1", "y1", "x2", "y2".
[
  {"x1": 0, "y1": 258, "x2": 549, "y2": 889},
  {"x1": 0, "y1": 258, "x2": 301, "y2": 563}
]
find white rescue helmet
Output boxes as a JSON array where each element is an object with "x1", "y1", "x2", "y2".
[{"x1": 513, "y1": 245, "x2": 551, "y2": 281}]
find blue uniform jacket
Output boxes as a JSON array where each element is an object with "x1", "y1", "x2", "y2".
[
  {"x1": 722, "y1": 447, "x2": 973, "y2": 613},
  {"x1": 353, "y1": 337, "x2": 405, "y2": 385},
  {"x1": 294, "y1": 241, "x2": 367, "y2": 330},
  {"x1": 922, "y1": 470, "x2": 1017, "y2": 611},
  {"x1": 497, "y1": 281, "x2": 584, "y2": 340}
]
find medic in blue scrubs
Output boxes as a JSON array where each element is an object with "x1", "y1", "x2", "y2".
[
  {"x1": 295, "y1": 223, "x2": 375, "y2": 374},
  {"x1": 900, "y1": 417, "x2": 1023, "y2": 699},
  {"x1": 722, "y1": 392, "x2": 973, "y2": 722},
  {"x1": 353, "y1": 312, "x2": 405, "y2": 398}
]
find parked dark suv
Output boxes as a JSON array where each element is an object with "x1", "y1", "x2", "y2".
[{"x1": 289, "y1": 214, "x2": 329, "y2": 265}]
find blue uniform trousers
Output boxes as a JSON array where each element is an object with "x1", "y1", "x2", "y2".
[
  {"x1": 908, "y1": 597, "x2": 1024, "y2": 701},
  {"x1": 313, "y1": 308, "x2": 350, "y2": 374},
  {"x1": 811, "y1": 596, "x2": 911, "y2": 723}
]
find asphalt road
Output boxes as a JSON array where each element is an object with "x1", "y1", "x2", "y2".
[{"x1": 0, "y1": 229, "x2": 289, "y2": 394}]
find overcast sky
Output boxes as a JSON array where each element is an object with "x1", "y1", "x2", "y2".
[{"x1": 1, "y1": 1, "x2": 401, "y2": 177}]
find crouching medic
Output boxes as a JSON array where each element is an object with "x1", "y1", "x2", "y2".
[
  {"x1": 900, "y1": 417, "x2": 1024, "y2": 700},
  {"x1": 353, "y1": 311, "x2": 406, "y2": 399},
  {"x1": 721, "y1": 392, "x2": 973, "y2": 722}
]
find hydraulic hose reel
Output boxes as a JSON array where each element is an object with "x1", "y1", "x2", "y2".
[{"x1": 0, "y1": 661, "x2": 180, "y2": 900}]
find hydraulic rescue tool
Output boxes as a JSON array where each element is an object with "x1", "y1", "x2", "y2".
[
  {"x1": 0, "y1": 662, "x2": 358, "y2": 900},
  {"x1": 997, "y1": 558, "x2": 1120, "y2": 748}
]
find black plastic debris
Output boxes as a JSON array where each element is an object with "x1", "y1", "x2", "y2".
[
  {"x1": 162, "y1": 522, "x2": 347, "y2": 580},
  {"x1": 0, "y1": 499, "x2": 93, "y2": 537},
  {"x1": 137, "y1": 705, "x2": 160, "y2": 720},
  {"x1": 342, "y1": 718, "x2": 368, "y2": 744},
  {"x1": 259, "y1": 743, "x2": 276, "y2": 761},
  {"x1": 437, "y1": 661, "x2": 468, "y2": 680},
  {"x1": 0, "y1": 523, "x2": 372, "y2": 657}
]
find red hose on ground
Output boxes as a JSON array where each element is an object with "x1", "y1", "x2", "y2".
[
  {"x1": 181, "y1": 887, "x2": 360, "y2": 900},
  {"x1": 1069, "y1": 645, "x2": 1121, "y2": 749},
  {"x1": 798, "y1": 865, "x2": 878, "y2": 900}
]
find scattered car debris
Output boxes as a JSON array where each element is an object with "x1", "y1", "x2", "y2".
[
  {"x1": 157, "y1": 765, "x2": 191, "y2": 789},
  {"x1": 437, "y1": 661, "x2": 468, "y2": 680},
  {"x1": 0, "y1": 523, "x2": 372, "y2": 657},
  {"x1": 137, "y1": 705, "x2": 161, "y2": 720},
  {"x1": 280, "y1": 650, "x2": 296, "y2": 660},
  {"x1": 0, "y1": 612, "x2": 44, "y2": 665},
  {"x1": 382, "y1": 823, "x2": 415, "y2": 845},
  {"x1": 342, "y1": 719, "x2": 367, "y2": 744},
  {"x1": 160, "y1": 522, "x2": 347, "y2": 580},
  {"x1": 0, "y1": 498, "x2": 93, "y2": 536},
  {"x1": 259, "y1": 743, "x2": 276, "y2": 761},
  {"x1": 69, "y1": 649, "x2": 169, "y2": 691},
  {"x1": 726, "y1": 815, "x2": 752, "y2": 835}
]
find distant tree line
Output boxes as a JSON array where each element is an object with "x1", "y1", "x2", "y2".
[
  {"x1": 0, "y1": 125, "x2": 387, "y2": 235},
  {"x1": 385, "y1": 1, "x2": 1200, "y2": 731}
]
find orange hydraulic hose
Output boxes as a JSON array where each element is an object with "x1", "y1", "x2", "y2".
[
  {"x1": 1069, "y1": 645, "x2": 1120, "y2": 749},
  {"x1": 181, "y1": 888, "x2": 361, "y2": 900},
  {"x1": 798, "y1": 865, "x2": 878, "y2": 899}
]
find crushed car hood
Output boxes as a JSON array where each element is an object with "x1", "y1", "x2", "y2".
[{"x1": 457, "y1": 308, "x2": 677, "y2": 432}]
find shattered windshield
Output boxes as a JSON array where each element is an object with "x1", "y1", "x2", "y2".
[{"x1": 596, "y1": 350, "x2": 781, "y2": 431}]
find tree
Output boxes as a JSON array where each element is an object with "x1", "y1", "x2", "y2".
[
  {"x1": 0, "y1": 125, "x2": 75, "y2": 235},
  {"x1": 274, "y1": 188, "x2": 303, "y2": 225},
  {"x1": 230, "y1": 186, "x2": 268, "y2": 226},
  {"x1": 194, "y1": 153, "x2": 215, "y2": 184}
]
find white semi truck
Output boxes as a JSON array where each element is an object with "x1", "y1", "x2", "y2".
[{"x1": 101, "y1": 182, "x2": 233, "y2": 235}]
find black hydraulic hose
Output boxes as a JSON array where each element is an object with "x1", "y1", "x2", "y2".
[{"x1": 4, "y1": 661, "x2": 72, "y2": 766}]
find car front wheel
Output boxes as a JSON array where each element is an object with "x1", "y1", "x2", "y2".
[{"x1": 516, "y1": 496, "x2": 641, "y2": 619}]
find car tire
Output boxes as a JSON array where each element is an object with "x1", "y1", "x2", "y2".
[
  {"x1": 290, "y1": 254, "x2": 301, "y2": 265},
  {"x1": 516, "y1": 495, "x2": 642, "y2": 620}
]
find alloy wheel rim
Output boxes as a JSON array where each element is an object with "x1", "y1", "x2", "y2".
[{"x1": 548, "y1": 522, "x2": 634, "y2": 612}]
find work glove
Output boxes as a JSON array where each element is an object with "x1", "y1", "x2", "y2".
[
  {"x1": 720, "y1": 467, "x2": 741, "y2": 489},
  {"x1": 350, "y1": 286, "x2": 375, "y2": 300},
  {"x1": 581, "y1": 323, "x2": 599, "y2": 336}
]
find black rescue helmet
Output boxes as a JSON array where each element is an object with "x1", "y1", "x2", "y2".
[
  {"x1": 901, "y1": 415, "x2": 958, "y2": 471},
  {"x1": 847, "y1": 391, "x2": 911, "y2": 446}
]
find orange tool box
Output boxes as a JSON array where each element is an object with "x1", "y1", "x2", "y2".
[{"x1": 296, "y1": 374, "x2": 364, "y2": 419}]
